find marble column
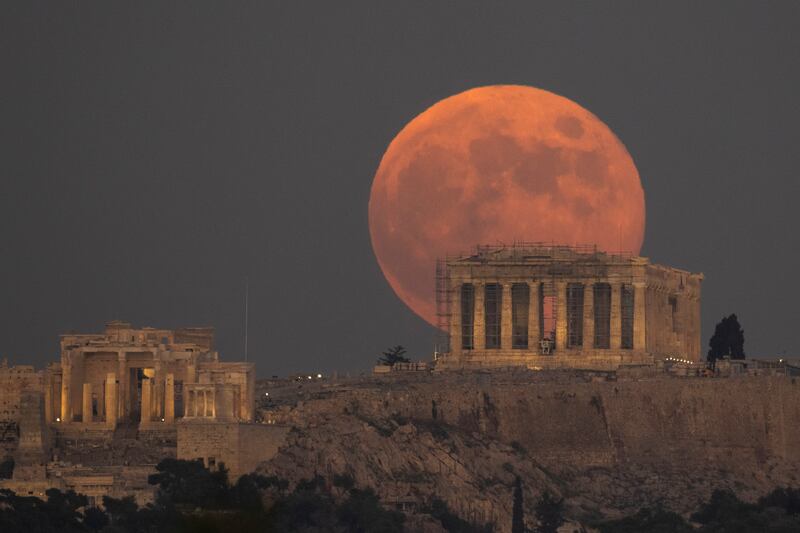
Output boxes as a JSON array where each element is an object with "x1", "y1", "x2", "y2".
[
  {"x1": 633, "y1": 282, "x2": 647, "y2": 351},
  {"x1": 117, "y1": 352, "x2": 127, "y2": 419},
  {"x1": 527, "y1": 281, "x2": 540, "y2": 352},
  {"x1": 141, "y1": 378, "x2": 152, "y2": 424},
  {"x1": 555, "y1": 281, "x2": 567, "y2": 351},
  {"x1": 218, "y1": 387, "x2": 234, "y2": 421},
  {"x1": 44, "y1": 378, "x2": 52, "y2": 424},
  {"x1": 153, "y1": 359, "x2": 163, "y2": 418},
  {"x1": 501, "y1": 283, "x2": 513, "y2": 351},
  {"x1": 610, "y1": 283, "x2": 622, "y2": 349},
  {"x1": 185, "y1": 390, "x2": 194, "y2": 418},
  {"x1": 186, "y1": 363, "x2": 197, "y2": 385},
  {"x1": 583, "y1": 283, "x2": 595, "y2": 349},
  {"x1": 473, "y1": 282, "x2": 486, "y2": 351},
  {"x1": 105, "y1": 373, "x2": 117, "y2": 429},
  {"x1": 450, "y1": 281, "x2": 462, "y2": 356},
  {"x1": 60, "y1": 360, "x2": 71, "y2": 422},
  {"x1": 164, "y1": 373, "x2": 175, "y2": 423},
  {"x1": 82, "y1": 383, "x2": 92, "y2": 423}
]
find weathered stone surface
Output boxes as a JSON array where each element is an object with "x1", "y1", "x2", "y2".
[
  {"x1": 177, "y1": 421, "x2": 288, "y2": 480},
  {"x1": 440, "y1": 245, "x2": 703, "y2": 370},
  {"x1": 52, "y1": 321, "x2": 255, "y2": 427},
  {"x1": 256, "y1": 371, "x2": 800, "y2": 532}
]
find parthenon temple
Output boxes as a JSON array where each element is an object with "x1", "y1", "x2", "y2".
[
  {"x1": 44, "y1": 321, "x2": 255, "y2": 427},
  {"x1": 435, "y1": 244, "x2": 703, "y2": 370}
]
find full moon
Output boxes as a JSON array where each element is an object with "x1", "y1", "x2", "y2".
[{"x1": 369, "y1": 85, "x2": 645, "y2": 328}]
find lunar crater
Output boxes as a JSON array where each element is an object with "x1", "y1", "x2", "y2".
[{"x1": 369, "y1": 85, "x2": 645, "y2": 326}]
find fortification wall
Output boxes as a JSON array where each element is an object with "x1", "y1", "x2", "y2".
[
  {"x1": 0, "y1": 365, "x2": 43, "y2": 420},
  {"x1": 0, "y1": 364, "x2": 43, "y2": 457},
  {"x1": 310, "y1": 374, "x2": 800, "y2": 472},
  {"x1": 177, "y1": 422, "x2": 288, "y2": 479},
  {"x1": 238, "y1": 424, "x2": 289, "y2": 477}
]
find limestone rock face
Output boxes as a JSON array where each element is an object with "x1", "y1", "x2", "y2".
[
  {"x1": 262, "y1": 409, "x2": 558, "y2": 530},
  {"x1": 13, "y1": 392, "x2": 50, "y2": 481},
  {"x1": 257, "y1": 372, "x2": 800, "y2": 532}
]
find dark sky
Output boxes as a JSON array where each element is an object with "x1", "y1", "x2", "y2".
[{"x1": 2, "y1": 2, "x2": 798, "y2": 375}]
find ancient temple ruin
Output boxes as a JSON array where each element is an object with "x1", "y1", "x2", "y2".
[
  {"x1": 0, "y1": 322, "x2": 277, "y2": 503},
  {"x1": 44, "y1": 321, "x2": 255, "y2": 427},
  {"x1": 435, "y1": 244, "x2": 703, "y2": 370}
]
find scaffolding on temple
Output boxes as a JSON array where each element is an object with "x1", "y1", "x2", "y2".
[{"x1": 434, "y1": 258, "x2": 451, "y2": 357}]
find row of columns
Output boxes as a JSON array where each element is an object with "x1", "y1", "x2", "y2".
[
  {"x1": 63, "y1": 372, "x2": 176, "y2": 426},
  {"x1": 185, "y1": 387, "x2": 216, "y2": 418},
  {"x1": 451, "y1": 280, "x2": 646, "y2": 355},
  {"x1": 183, "y1": 385, "x2": 239, "y2": 421}
]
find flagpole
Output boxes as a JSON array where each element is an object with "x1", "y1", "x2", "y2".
[{"x1": 244, "y1": 277, "x2": 249, "y2": 362}]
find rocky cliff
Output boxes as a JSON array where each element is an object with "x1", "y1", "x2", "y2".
[{"x1": 256, "y1": 371, "x2": 800, "y2": 532}]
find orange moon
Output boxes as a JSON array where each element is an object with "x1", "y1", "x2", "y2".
[{"x1": 369, "y1": 85, "x2": 645, "y2": 327}]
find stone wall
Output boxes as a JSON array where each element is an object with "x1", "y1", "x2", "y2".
[
  {"x1": 646, "y1": 265, "x2": 703, "y2": 362},
  {"x1": 290, "y1": 373, "x2": 800, "y2": 472},
  {"x1": 0, "y1": 363, "x2": 43, "y2": 456},
  {"x1": 177, "y1": 421, "x2": 288, "y2": 480},
  {"x1": 255, "y1": 372, "x2": 800, "y2": 531},
  {"x1": 0, "y1": 364, "x2": 43, "y2": 420},
  {"x1": 238, "y1": 424, "x2": 289, "y2": 477}
]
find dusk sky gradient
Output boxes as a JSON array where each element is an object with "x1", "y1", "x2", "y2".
[{"x1": 2, "y1": 2, "x2": 798, "y2": 375}]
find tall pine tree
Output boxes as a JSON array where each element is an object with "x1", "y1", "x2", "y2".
[{"x1": 512, "y1": 476, "x2": 525, "y2": 533}]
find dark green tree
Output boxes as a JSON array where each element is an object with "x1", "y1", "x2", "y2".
[
  {"x1": 512, "y1": 476, "x2": 525, "y2": 533},
  {"x1": 229, "y1": 473, "x2": 270, "y2": 512},
  {"x1": 265, "y1": 476, "x2": 339, "y2": 531},
  {"x1": 595, "y1": 507, "x2": 692, "y2": 533},
  {"x1": 427, "y1": 498, "x2": 492, "y2": 533},
  {"x1": 82, "y1": 506, "x2": 108, "y2": 532},
  {"x1": 332, "y1": 473, "x2": 355, "y2": 491},
  {"x1": 102, "y1": 495, "x2": 141, "y2": 530},
  {"x1": 707, "y1": 314, "x2": 745, "y2": 364},
  {"x1": 43, "y1": 489, "x2": 88, "y2": 532},
  {"x1": 759, "y1": 486, "x2": 800, "y2": 516},
  {"x1": 0, "y1": 488, "x2": 90, "y2": 533},
  {"x1": 378, "y1": 345, "x2": 410, "y2": 366},
  {"x1": 534, "y1": 491, "x2": 564, "y2": 533},
  {"x1": 148, "y1": 458, "x2": 229, "y2": 509},
  {"x1": 336, "y1": 487, "x2": 405, "y2": 533}
]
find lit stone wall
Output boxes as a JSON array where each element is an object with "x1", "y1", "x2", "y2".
[
  {"x1": 53, "y1": 322, "x2": 254, "y2": 428},
  {"x1": 177, "y1": 421, "x2": 288, "y2": 479},
  {"x1": 0, "y1": 363, "x2": 42, "y2": 420},
  {"x1": 439, "y1": 245, "x2": 703, "y2": 369}
]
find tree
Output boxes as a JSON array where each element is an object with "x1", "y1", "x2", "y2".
[
  {"x1": 102, "y1": 495, "x2": 140, "y2": 529},
  {"x1": 82, "y1": 506, "x2": 108, "y2": 532},
  {"x1": 427, "y1": 498, "x2": 492, "y2": 533},
  {"x1": 534, "y1": 491, "x2": 564, "y2": 533},
  {"x1": 707, "y1": 314, "x2": 745, "y2": 364},
  {"x1": 336, "y1": 487, "x2": 405, "y2": 533},
  {"x1": 595, "y1": 507, "x2": 692, "y2": 533},
  {"x1": 44, "y1": 489, "x2": 88, "y2": 532},
  {"x1": 148, "y1": 458, "x2": 230, "y2": 509},
  {"x1": 512, "y1": 476, "x2": 525, "y2": 533},
  {"x1": 378, "y1": 345, "x2": 410, "y2": 366}
]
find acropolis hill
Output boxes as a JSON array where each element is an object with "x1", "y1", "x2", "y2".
[
  {"x1": 1, "y1": 330, "x2": 800, "y2": 531},
  {"x1": 0, "y1": 244, "x2": 796, "y2": 531}
]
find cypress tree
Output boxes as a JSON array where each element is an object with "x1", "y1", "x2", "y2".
[{"x1": 512, "y1": 476, "x2": 525, "y2": 533}]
